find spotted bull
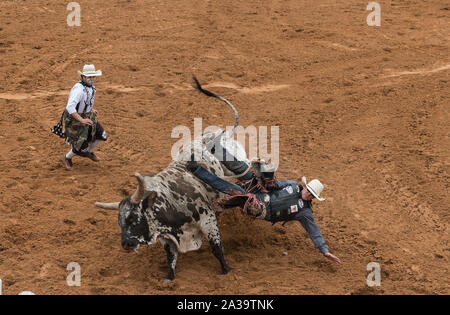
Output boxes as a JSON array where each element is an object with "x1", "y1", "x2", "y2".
[
  {"x1": 95, "y1": 77, "x2": 248, "y2": 280},
  {"x1": 95, "y1": 136, "x2": 238, "y2": 280}
]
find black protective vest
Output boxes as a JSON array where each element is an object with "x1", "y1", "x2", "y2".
[{"x1": 268, "y1": 184, "x2": 304, "y2": 222}]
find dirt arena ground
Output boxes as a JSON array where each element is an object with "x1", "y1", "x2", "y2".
[{"x1": 0, "y1": 0, "x2": 448, "y2": 295}]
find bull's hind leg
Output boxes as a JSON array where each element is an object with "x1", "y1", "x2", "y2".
[
  {"x1": 203, "y1": 214, "x2": 231, "y2": 275},
  {"x1": 160, "y1": 238, "x2": 178, "y2": 281}
]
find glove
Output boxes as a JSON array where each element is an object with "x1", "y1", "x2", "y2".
[{"x1": 186, "y1": 160, "x2": 199, "y2": 172}]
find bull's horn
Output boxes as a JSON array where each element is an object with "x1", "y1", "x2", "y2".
[
  {"x1": 130, "y1": 173, "x2": 145, "y2": 204},
  {"x1": 95, "y1": 202, "x2": 120, "y2": 210}
]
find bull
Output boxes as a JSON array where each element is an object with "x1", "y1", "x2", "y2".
[{"x1": 95, "y1": 77, "x2": 248, "y2": 280}]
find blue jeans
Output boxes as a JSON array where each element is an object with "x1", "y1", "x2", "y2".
[{"x1": 192, "y1": 166, "x2": 246, "y2": 194}]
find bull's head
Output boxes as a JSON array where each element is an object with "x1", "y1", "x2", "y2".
[{"x1": 95, "y1": 173, "x2": 157, "y2": 251}]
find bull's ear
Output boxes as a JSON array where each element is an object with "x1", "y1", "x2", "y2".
[
  {"x1": 142, "y1": 191, "x2": 157, "y2": 210},
  {"x1": 148, "y1": 191, "x2": 157, "y2": 201}
]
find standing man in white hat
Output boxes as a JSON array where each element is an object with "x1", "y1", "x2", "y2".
[
  {"x1": 186, "y1": 157, "x2": 342, "y2": 265},
  {"x1": 61, "y1": 64, "x2": 107, "y2": 170}
]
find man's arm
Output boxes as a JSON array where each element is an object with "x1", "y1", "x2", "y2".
[
  {"x1": 296, "y1": 209, "x2": 329, "y2": 254},
  {"x1": 66, "y1": 85, "x2": 83, "y2": 115},
  {"x1": 66, "y1": 86, "x2": 93, "y2": 125},
  {"x1": 71, "y1": 112, "x2": 93, "y2": 126},
  {"x1": 295, "y1": 209, "x2": 341, "y2": 264}
]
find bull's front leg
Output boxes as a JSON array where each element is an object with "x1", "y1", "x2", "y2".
[
  {"x1": 203, "y1": 215, "x2": 231, "y2": 275},
  {"x1": 209, "y1": 239, "x2": 231, "y2": 275},
  {"x1": 160, "y1": 238, "x2": 178, "y2": 281}
]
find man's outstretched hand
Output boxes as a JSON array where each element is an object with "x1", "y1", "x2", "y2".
[{"x1": 324, "y1": 252, "x2": 342, "y2": 264}]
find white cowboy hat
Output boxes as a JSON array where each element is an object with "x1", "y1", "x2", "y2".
[
  {"x1": 77, "y1": 64, "x2": 102, "y2": 77},
  {"x1": 301, "y1": 176, "x2": 325, "y2": 201}
]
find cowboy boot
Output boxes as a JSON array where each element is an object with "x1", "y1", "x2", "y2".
[
  {"x1": 62, "y1": 154, "x2": 73, "y2": 171},
  {"x1": 87, "y1": 152, "x2": 100, "y2": 162}
]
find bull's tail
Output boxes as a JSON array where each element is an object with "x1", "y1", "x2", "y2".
[{"x1": 192, "y1": 75, "x2": 239, "y2": 137}]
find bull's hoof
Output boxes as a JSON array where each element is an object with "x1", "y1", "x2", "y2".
[
  {"x1": 221, "y1": 265, "x2": 232, "y2": 274},
  {"x1": 162, "y1": 278, "x2": 173, "y2": 283},
  {"x1": 165, "y1": 269, "x2": 175, "y2": 281}
]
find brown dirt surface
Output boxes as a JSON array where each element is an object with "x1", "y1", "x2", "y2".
[{"x1": 0, "y1": 0, "x2": 448, "y2": 295}]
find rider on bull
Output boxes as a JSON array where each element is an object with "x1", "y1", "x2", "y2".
[{"x1": 186, "y1": 146, "x2": 341, "y2": 265}]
